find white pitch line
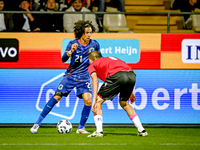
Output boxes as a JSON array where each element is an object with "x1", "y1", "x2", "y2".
[{"x1": 0, "y1": 143, "x2": 127, "y2": 146}]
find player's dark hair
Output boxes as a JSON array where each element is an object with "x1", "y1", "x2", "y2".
[
  {"x1": 88, "y1": 51, "x2": 101, "y2": 61},
  {"x1": 74, "y1": 20, "x2": 96, "y2": 39}
]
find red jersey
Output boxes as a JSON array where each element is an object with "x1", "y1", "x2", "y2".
[{"x1": 88, "y1": 57, "x2": 132, "y2": 81}]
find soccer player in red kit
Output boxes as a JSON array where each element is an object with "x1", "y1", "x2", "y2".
[{"x1": 87, "y1": 51, "x2": 148, "y2": 137}]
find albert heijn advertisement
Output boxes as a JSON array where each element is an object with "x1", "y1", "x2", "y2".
[{"x1": 0, "y1": 33, "x2": 200, "y2": 124}]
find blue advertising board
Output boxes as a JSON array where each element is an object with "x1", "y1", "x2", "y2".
[{"x1": 0, "y1": 69, "x2": 199, "y2": 124}]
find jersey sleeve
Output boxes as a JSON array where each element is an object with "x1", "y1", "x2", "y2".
[
  {"x1": 88, "y1": 64, "x2": 96, "y2": 75},
  {"x1": 62, "y1": 42, "x2": 73, "y2": 62},
  {"x1": 96, "y1": 41, "x2": 103, "y2": 57}
]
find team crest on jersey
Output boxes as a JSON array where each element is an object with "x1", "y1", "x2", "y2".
[
  {"x1": 88, "y1": 47, "x2": 95, "y2": 53},
  {"x1": 58, "y1": 84, "x2": 63, "y2": 90}
]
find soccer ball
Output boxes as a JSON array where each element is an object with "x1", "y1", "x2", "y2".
[{"x1": 57, "y1": 120, "x2": 72, "y2": 134}]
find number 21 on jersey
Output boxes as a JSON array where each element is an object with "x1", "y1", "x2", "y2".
[{"x1": 75, "y1": 55, "x2": 82, "y2": 63}]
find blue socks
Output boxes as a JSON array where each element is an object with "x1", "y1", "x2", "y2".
[
  {"x1": 35, "y1": 97, "x2": 58, "y2": 126},
  {"x1": 78, "y1": 105, "x2": 91, "y2": 129}
]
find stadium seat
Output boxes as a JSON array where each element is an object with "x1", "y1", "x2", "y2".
[
  {"x1": 103, "y1": 14, "x2": 131, "y2": 32},
  {"x1": 54, "y1": 3, "x2": 59, "y2": 11},
  {"x1": 106, "y1": 7, "x2": 118, "y2": 12},
  {"x1": 92, "y1": 6, "x2": 118, "y2": 12},
  {"x1": 194, "y1": 8, "x2": 200, "y2": 12},
  {"x1": 191, "y1": 15, "x2": 200, "y2": 32}
]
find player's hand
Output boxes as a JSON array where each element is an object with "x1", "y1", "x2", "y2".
[
  {"x1": 129, "y1": 93, "x2": 136, "y2": 104},
  {"x1": 91, "y1": 102, "x2": 97, "y2": 114},
  {"x1": 71, "y1": 43, "x2": 78, "y2": 53}
]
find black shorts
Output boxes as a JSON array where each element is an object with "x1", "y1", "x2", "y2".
[{"x1": 98, "y1": 71, "x2": 136, "y2": 101}]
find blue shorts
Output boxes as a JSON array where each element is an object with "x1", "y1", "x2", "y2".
[{"x1": 55, "y1": 75, "x2": 91, "y2": 98}]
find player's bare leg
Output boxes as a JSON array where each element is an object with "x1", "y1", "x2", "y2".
[
  {"x1": 88, "y1": 96, "x2": 104, "y2": 137},
  {"x1": 120, "y1": 100, "x2": 148, "y2": 136},
  {"x1": 96, "y1": 96, "x2": 104, "y2": 116}
]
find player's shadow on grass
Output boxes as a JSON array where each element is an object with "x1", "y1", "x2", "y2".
[
  {"x1": 103, "y1": 129, "x2": 137, "y2": 136},
  {"x1": 104, "y1": 133, "x2": 137, "y2": 136}
]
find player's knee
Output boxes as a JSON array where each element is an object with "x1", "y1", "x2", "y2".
[
  {"x1": 84, "y1": 98, "x2": 92, "y2": 106},
  {"x1": 84, "y1": 100, "x2": 91, "y2": 106},
  {"x1": 82, "y1": 93, "x2": 92, "y2": 106},
  {"x1": 53, "y1": 92, "x2": 63, "y2": 101},
  {"x1": 120, "y1": 100, "x2": 128, "y2": 108},
  {"x1": 97, "y1": 96, "x2": 105, "y2": 105}
]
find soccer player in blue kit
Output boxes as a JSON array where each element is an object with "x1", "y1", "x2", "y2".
[{"x1": 30, "y1": 20, "x2": 102, "y2": 134}]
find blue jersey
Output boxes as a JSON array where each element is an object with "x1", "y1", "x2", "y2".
[{"x1": 62, "y1": 39, "x2": 101, "y2": 81}]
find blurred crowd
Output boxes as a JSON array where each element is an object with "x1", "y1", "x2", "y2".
[
  {"x1": 0, "y1": 0, "x2": 125, "y2": 32},
  {"x1": 171, "y1": 0, "x2": 200, "y2": 29},
  {"x1": 1, "y1": 0, "x2": 200, "y2": 32}
]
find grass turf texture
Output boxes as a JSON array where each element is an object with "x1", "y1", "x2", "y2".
[{"x1": 0, "y1": 127, "x2": 200, "y2": 150}]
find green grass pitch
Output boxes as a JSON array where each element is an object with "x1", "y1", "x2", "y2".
[{"x1": 0, "y1": 127, "x2": 200, "y2": 150}]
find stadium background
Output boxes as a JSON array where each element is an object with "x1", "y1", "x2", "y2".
[{"x1": 0, "y1": 33, "x2": 200, "y2": 125}]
